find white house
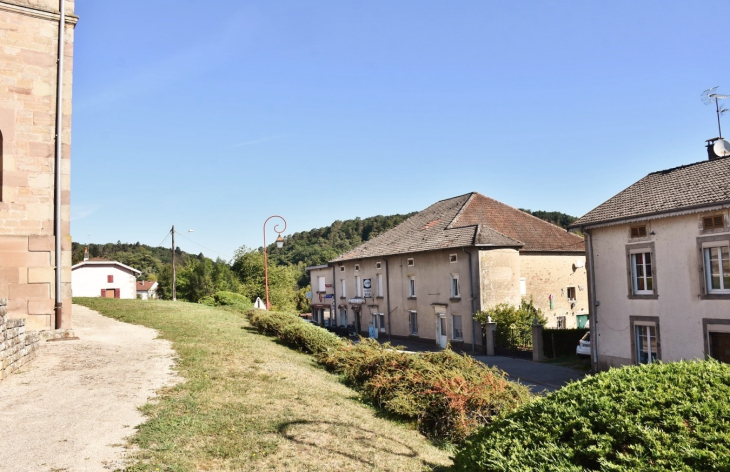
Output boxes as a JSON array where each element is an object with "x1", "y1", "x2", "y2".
[
  {"x1": 570, "y1": 139, "x2": 730, "y2": 370},
  {"x1": 136, "y1": 281, "x2": 158, "y2": 300},
  {"x1": 71, "y1": 260, "x2": 141, "y2": 299}
]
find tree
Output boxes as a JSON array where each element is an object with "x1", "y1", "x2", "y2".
[{"x1": 474, "y1": 299, "x2": 547, "y2": 352}]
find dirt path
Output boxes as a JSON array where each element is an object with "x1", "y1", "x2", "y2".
[{"x1": 0, "y1": 304, "x2": 180, "y2": 471}]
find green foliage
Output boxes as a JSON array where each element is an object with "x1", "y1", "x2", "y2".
[
  {"x1": 317, "y1": 339, "x2": 533, "y2": 443},
  {"x1": 519, "y1": 209, "x2": 578, "y2": 230},
  {"x1": 199, "y1": 291, "x2": 254, "y2": 311},
  {"x1": 474, "y1": 299, "x2": 546, "y2": 348},
  {"x1": 247, "y1": 308, "x2": 344, "y2": 354},
  {"x1": 71, "y1": 241, "x2": 188, "y2": 280},
  {"x1": 542, "y1": 328, "x2": 589, "y2": 358},
  {"x1": 231, "y1": 246, "x2": 302, "y2": 313},
  {"x1": 452, "y1": 360, "x2": 730, "y2": 471}
]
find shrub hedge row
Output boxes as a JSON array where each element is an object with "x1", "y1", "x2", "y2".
[
  {"x1": 452, "y1": 360, "x2": 730, "y2": 471},
  {"x1": 246, "y1": 309, "x2": 532, "y2": 443}
]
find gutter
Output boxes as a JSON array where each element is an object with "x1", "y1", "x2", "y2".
[
  {"x1": 53, "y1": 0, "x2": 65, "y2": 330},
  {"x1": 385, "y1": 258, "x2": 392, "y2": 341},
  {"x1": 584, "y1": 228, "x2": 599, "y2": 370},
  {"x1": 462, "y1": 247, "x2": 476, "y2": 352}
]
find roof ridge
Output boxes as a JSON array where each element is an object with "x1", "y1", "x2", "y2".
[
  {"x1": 648, "y1": 155, "x2": 730, "y2": 176},
  {"x1": 447, "y1": 192, "x2": 477, "y2": 229},
  {"x1": 478, "y1": 224, "x2": 524, "y2": 245}
]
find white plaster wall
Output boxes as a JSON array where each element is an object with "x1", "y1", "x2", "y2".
[
  {"x1": 71, "y1": 265, "x2": 138, "y2": 299},
  {"x1": 591, "y1": 211, "x2": 730, "y2": 368}
]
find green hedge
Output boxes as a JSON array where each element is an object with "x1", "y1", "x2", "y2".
[
  {"x1": 199, "y1": 291, "x2": 254, "y2": 311},
  {"x1": 542, "y1": 328, "x2": 588, "y2": 358},
  {"x1": 247, "y1": 309, "x2": 533, "y2": 444},
  {"x1": 452, "y1": 360, "x2": 730, "y2": 471}
]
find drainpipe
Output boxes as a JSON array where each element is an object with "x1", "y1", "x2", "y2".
[
  {"x1": 331, "y1": 264, "x2": 336, "y2": 325},
  {"x1": 584, "y1": 228, "x2": 599, "y2": 371},
  {"x1": 54, "y1": 0, "x2": 66, "y2": 330},
  {"x1": 385, "y1": 258, "x2": 392, "y2": 341},
  {"x1": 463, "y1": 248, "x2": 475, "y2": 352}
]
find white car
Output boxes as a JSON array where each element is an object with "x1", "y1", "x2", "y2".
[{"x1": 576, "y1": 332, "x2": 591, "y2": 357}]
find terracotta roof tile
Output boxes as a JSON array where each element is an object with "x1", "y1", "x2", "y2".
[
  {"x1": 331, "y1": 192, "x2": 584, "y2": 262},
  {"x1": 571, "y1": 156, "x2": 730, "y2": 227}
]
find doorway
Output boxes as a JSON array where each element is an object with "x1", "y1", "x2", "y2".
[
  {"x1": 437, "y1": 314, "x2": 447, "y2": 349},
  {"x1": 710, "y1": 332, "x2": 730, "y2": 363}
]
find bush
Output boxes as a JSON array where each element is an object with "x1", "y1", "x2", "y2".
[
  {"x1": 198, "y1": 291, "x2": 254, "y2": 311},
  {"x1": 475, "y1": 299, "x2": 546, "y2": 350},
  {"x1": 247, "y1": 309, "x2": 343, "y2": 354},
  {"x1": 317, "y1": 339, "x2": 532, "y2": 443},
  {"x1": 452, "y1": 360, "x2": 730, "y2": 471},
  {"x1": 542, "y1": 328, "x2": 589, "y2": 358}
]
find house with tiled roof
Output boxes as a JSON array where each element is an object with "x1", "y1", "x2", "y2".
[
  {"x1": 308, "y1": 192, "x2": 588, "y2": 351},
  {"x1": 569, "y1": 138, "x2": 730, "y2": 370},
  {"x1": 71, "y1": 260, "x2": 141, "y2": 299},
  {"x1": 136, "y1": 280, "x2": 159, "y2": 300}
]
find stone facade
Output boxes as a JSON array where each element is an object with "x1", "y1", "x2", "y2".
[
  {"x1": 0, "y1": 298, "x2": 40, "y2": 380},
  {"x1": 0, "y1": 1, "x2": 77, "y2": 330}
]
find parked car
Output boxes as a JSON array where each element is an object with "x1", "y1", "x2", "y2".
[{"x1": 576, "y1": 332, "x2": 591, "y2": 357}]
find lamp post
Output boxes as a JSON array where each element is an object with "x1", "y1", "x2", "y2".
[{"x1": 263, "y1": 215, "x2": 287, "y2": 310}]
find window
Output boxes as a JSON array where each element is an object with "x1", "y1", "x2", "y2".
[
  {"x1": 449, "y1": 254, "x2": 457, "y2": 263},
  {"x1": 317, "y1": 276, "x2": 326, "y2": 293},
  {"x1": 372, "y1": 313, "x2": 385, "y2": 332},
  {"x1": 377, "y1": 274, "x2": 383, "y2": 297},
  {"x1": 340, "y1": 279, "x2": 346, "y2": 298},
  {"x1": 354, "y1": 264, "x2": 360, "y2": 271},
  {"x1": 408, "y1": 277, "x2": 416, "y2": 297},
  {"x1": 409, "y1": 311, "x2": 418, "y2": 335},
  {"x1": 355, "y1": 276, "x2": 361, "y2": 297},
  {"x1": 704, "y1": 243, "x2": 730, "y2": 293},
  {"x1": 107, "y1": 275, "x2": 114, "y2": 283},
  {"x1": 630, "y1": 225, "x2": 647, "y2": 238},
  {"x1": 450, "y1": 274, "x2": 460, "y2": 298},
  {"x1": 375, "y1": 262, "x2": 382, "y2": 269},
  {"x1": 407, "y1": 258, "x2": 414, "y2": 266},
  {"x1": 340, "y1": 266, "x2": 345, "y2": 272},
  {"x1": 452, "y1": 315, "x2": 463, "y2": 340},
  {"x1": 704, "y1": 215, "x2": 725, "y2": 230},
  {"x1": 567, "y1": 287, "x2": 576, "y2": 301},
  {"x1": 627, "y1": 243, "x2": 657, "y2": 298},
  {"x1": 339, "y1": 307, "x2": 348, "y2": 327},
  {"x1": 520, "y1": 278, "x2": 527, "y2": 296},
  {"x1": 635, "y1": 325, "x2": 658, "y2": 364},
  {"x1": 556, "y1": 316, "x2": 566, "y2": 329}
]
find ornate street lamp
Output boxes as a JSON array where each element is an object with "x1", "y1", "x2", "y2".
[{"x1": 263, "y1": 215, "x2": 287, "y2": 310}]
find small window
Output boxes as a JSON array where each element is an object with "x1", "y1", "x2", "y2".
[
  {"x1": 378, "y1": 313, "x2": 385, "y2": 332},
  {"x1": 408, "y1": 277, "x2": 416, "y2": 297},
  {"x1": 377, "y1": 274, "x2": 383, "y2": 297},
  {"x1": 340, "y1": 279, "x2": 346, "y2": 298},
  {"x1": 452, "y1": 315, "x2": 463, "y2": 340},
  {"x1": 375, "y1": 262, "x2": 382, "y2": 269},
  {"x1": 340, "y1": 266, "x2": 345, "y2": 272},
  {"x1": 355, "y1": 276, "x2": 361, "y2": 297},
  {"x1": 317, "y1": 276, "x2": 326, "y2": 293},
  {"x1": 635, "y1": 325, "x2": 658, "y2": 364},
  {"x1": 354, "y1": 264, "x2": 360, "y2": 271},
  {"x1": 704, "y1": 243, "x2": 730, "y2": 293},
  {"x1": 449, "y1": 254, "x2": 457, "y2": 263},
  {"x1": 409, "y1": 311, "x2": 418, "y2": 335},
  {"x1": 407, "y1": 258, "x2": 414, "y2": 266},
  {"x1": 631, "y1": 252, "x2": 654, "y2": 295},
  {"x1": 107, "y1": 275, "x2": 114, "y2": 283},
  {"x1": 704, "y1": 215, "x2": 725, "y2": 230},
  {"x1": 567, "y1": 287, "x2": 576, "y2": 301},
  {"x1": 520, "y1": 278, "x2": 527, "y2": 296},
  {"x1": 556, "y1": 316, "x2": 566, "y2": 329},
  {"x1": 450, "y1": 274, "x2": 460, "y2": 298},
  {"x1": 630, "y1": 225, "x2": 647, "y2": 238}
]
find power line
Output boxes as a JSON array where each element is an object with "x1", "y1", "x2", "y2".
[
  {"x1": 158, "y1": 230, "x2": 172, "y2": 247},
  {"x1": 176, "y1": 232, "x2": 231, "y2": 260}
]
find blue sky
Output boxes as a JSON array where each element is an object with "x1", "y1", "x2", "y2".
[{"x1": 71, "y1": 1, "x2": 730, "y2": 260}]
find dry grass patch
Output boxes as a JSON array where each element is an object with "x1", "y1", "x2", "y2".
[{"x1": 74, "y1": 298, "x2": 451, "y2": 471}]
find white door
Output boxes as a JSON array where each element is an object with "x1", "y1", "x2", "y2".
[{"x1": 437, "y1": 314, "x2": 447, "y2": 349}]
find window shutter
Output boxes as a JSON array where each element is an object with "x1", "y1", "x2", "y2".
[
  {"x1": 101, "y1": 289, "x2": 106, "y2": 297},
  {"x1": 115, "y1": 289, "x2": 120, "y2": 299},
  {"x1": 714, "y1": 216, "x2": 724, "y2": 227}
]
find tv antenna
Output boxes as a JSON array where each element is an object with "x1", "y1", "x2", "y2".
[{"x1": 701, "y1": 86, "x2": 730, "y2": 138}]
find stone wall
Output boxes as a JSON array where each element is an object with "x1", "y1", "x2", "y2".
[
  {"x1": 0, "y1": 1, "x2": 77, "y2": 329},
  {"x1": 0, "y1": 298, "x2": 40, "y2": 380}
]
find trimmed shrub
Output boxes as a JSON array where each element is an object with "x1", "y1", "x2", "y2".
[
  {"x1": 318, "y1": 339, "x2": 532, "y2": 443},
  {"x1": 198, "y1": 291, "x2": 254, "y2": 311},
  {"x1": 452, "y1": 360, "x2": 730, "y2": 471},
  {"x1": 247, "y1": 309, "x2": 343, "y2": 354},
  {"x1": 542, "y1": 328, "x2": 588, "y2": 358}
]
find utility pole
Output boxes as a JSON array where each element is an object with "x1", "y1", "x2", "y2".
[{"x1": 171, "y1": 225, "x2": 176, "y2": 301}]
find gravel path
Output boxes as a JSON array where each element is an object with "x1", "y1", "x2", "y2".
[{"x1": 0, "y1": 304, "x2": 180, "y2": 471}]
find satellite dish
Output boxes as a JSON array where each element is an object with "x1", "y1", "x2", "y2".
[{"x1": 713, "y1": 139, "x2": 730, "y2": 157}]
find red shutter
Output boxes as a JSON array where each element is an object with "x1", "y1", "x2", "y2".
[
  {"x1": 108, "y1": 275, "x2": 114, "y2": 283},
  {"x1": 101, "y1": 289, "x2": 106, "y2": 297},
  {"x1": 115, "y1": 289, "x2": 120, "y2": 299}
]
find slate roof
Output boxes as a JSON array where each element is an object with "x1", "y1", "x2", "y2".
[
  {"x1": 571, "y1": 156, "x2": 730, "y2": 228},
  {"x1": 331, "y1": 192, "x2": 584, "y2": 262}
]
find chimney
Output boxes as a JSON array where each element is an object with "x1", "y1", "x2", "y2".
[
  {"x1": 83, "y1": 246, "x2": 89, "y2": 261},
  {"x1": 706, "y1": 137, "x2": 723, "y2": 161}
]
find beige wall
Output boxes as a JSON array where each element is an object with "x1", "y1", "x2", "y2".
[
  {"x1": 520, "y1": 253, "x2": 589, "y2": 328},
  {"x1": 477, "y1": 248, "x2": 521, "y2": 311},
  {"x1": 590, "y1": 210, "x2": 730, "y2": 370},
  {"x1": 0, "y1": 2, "x2": 76, "y2": 329}
]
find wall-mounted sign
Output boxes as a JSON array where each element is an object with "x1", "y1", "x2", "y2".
[
  {"x1": 305, "y1": 291, "x2": 312, "y2": 299},
  {"x1": 325, "y1": 294, "x2": 333, "y2": 299},
  {"x1": 325, "y1": 284, "x2": 333, "y2": 288},
  {"x1": 363, "y1": 278, "x2": 372, "y2": 298},
  {"x1": 348, "y1": 298, "x2": 365, "y2": 305}
]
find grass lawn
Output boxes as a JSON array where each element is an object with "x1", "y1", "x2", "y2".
[{"x1": 73, "y1": 298, "x2": 452, "y2": 471}]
